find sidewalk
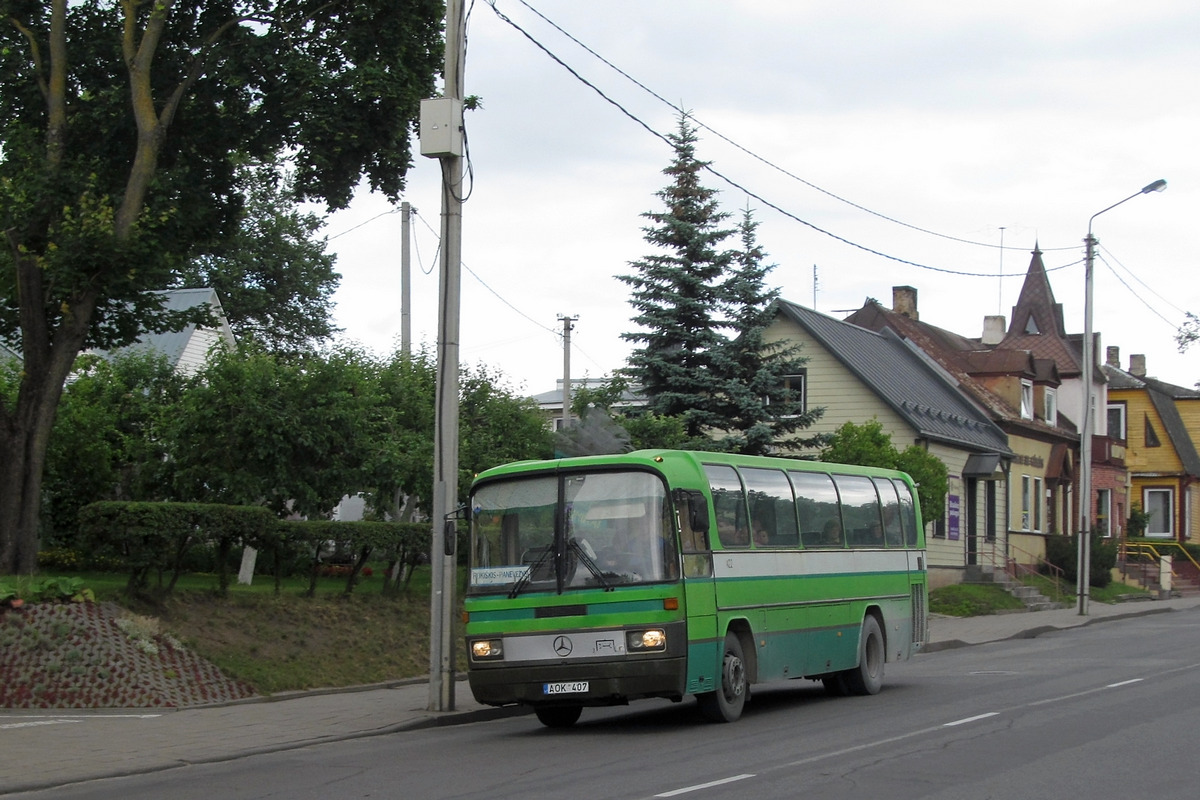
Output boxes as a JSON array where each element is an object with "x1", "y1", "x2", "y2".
[{"x1": 3, "y1": 595, "x2": 1198, "y2": 795}]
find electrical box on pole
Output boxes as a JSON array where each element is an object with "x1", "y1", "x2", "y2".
[{"x1": 419, "y1": 98, "x2": 464, "y2": 158}]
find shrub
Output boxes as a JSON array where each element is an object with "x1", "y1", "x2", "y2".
[
  {"x1": 1043, "y1": 533, "x2": 1115, "y2": 588},
  {"x1": 37, "y1": 547, "x2": 84, "y2": 571}
]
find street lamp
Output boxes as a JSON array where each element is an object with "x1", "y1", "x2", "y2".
[{"x1": 1078, "y1": 178, "x2": 1167, "y2": 615}]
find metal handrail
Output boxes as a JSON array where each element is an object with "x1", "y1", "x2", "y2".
[
  {"x1": 977, "y1": 540, "x2": 1067, "y2": 603},
  {"x1": 1120, "y1": 539, "x2": 1200, "y2": 587}
]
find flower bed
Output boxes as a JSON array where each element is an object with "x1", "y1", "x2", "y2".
[{"x1": 0, "y1": 602, "x2": 256, "y2": 709}]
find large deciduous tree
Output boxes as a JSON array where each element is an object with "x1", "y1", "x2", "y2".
[
  {"x1": 821, "y1": 419, "x2": 948, "y2": 524},
  {"x1": 173, "y1": 161, "x2": 342, "y2": 357},
  {"x1": 0, "y1": 0, "x2": 442, "y2": 572},
  {"x1": 167, "y1": 344, "x2": 381, "y2": 518},
  {"x1": 41, "y1": 351, "x2": 185, "y2": 541}
]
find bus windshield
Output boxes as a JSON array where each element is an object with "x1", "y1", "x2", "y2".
[{"x1": 468, "y1": 470, "x2": 677, "y2": 595}]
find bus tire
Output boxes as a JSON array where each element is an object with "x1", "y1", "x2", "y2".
[
  {"x1": 698, "y1": 632, "x2": 748, "y2": 723},
  {"x1": 535, "y1": 705, "x2": 583, "y2": 728},
  {"x1": 844, "y1": 615, "x2": 884, "y2": 696}
]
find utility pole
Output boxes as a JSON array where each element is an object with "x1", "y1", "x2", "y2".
[
  {"x1": 1077, "y1": 178, "x2": 1167, "y2": 616},
  {"x1": 559, "y1": 315, "x2": 578, "y2": 430},
  {"x1": 423, "y1": 0, "x2": 466, "y2": 712},
  {"x1": 401, "y1": 201, "x2": 412, "y2": 357}
]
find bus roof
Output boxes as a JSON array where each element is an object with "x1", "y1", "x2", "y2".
[{"x1": 472, "y1": 450, "x2": 917, "y2": 489}]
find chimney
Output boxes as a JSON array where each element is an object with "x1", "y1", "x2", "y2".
[
  {"x1": 1106, "y1": 346, "x2": 1120, "y2": 368},
  {"x1": 892, "y1": 286, "x2": 918, "y2": 320},
  {"x1": 982, "y1": 315, "x2": 1006, "y2": 346},
  {"x1": 1130, "y1": 354, "x2": 1146, "y2": 378}
]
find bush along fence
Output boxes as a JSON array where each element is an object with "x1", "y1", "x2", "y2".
[{"x1": 77, "y1": 502, "x2": 431, "y2": 600}]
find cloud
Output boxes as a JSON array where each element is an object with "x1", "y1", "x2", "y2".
[{"x1": 326, "y1": 1, "x2": 1199, "y2": 391}]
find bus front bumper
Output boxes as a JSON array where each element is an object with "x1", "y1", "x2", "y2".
[{"x1": 467, "y1": 655, "x2": 688, "y2": 707}]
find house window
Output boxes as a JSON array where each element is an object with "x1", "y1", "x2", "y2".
[
  {"x1": 1021, "y1": 475, "x2": 1031, "y2": 531},
  {"x1": 1145, "y1": 415, "x2": 1161, "y2": 447},
  {"x1": 933, "y1": 510, "x2": 946, "y2": 539},
  {"x1": 985, "y1": 482, "x2": 997, "y2": 542},
  {"x1": 1033, "y1": 477, "x2": 1043, "y2": 532},
  {"x1": 1107, "y1": 403, "x2": 1127, "y2": 441},
  {"x1": 1020, "y1": 380, "x2": 1033, "y2": 420},
  {"x1": 1095, "y1": 488, "x2": 1111, "y2": 537},
  {"x1": 769, "y1": 371, "x2": 807, "y2": 415},
  {"x1": 1043, "y1": 388, "x2": 1057, "y2": 424},
  {"x1": 1144, "y1": 488, "x2": 1173, "y2": 538}
]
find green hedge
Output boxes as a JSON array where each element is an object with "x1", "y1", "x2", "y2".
[
  {"x1": 79, "y1": 502, "x2": 277, "y2": 598},
  {"x1": 78, "y1": 502, "x2": 431, "y2": 599},
  {"x1": 276, "y1": 519, "x2": 431, "y2": 597}
]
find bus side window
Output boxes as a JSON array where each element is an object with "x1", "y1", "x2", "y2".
[
  {"x1": 741, "y1": 467, "x2": 799, "y2": 548},
  {"x1": 873, "y1": 477, "x2": 903, "y2": 547},
  {"x1": 704, "y1": 464, "x2": 750, "y2": 548},
  {"x1": 893, "y1": 479, "x2": 921, "y2": 546},
  {"x1": 789, "y1": 470, "x2": 842, "y2": 549}
]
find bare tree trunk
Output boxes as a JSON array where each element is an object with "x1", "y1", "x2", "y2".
[{"x1": 0, "y1": 325, "x2": 87, "y2": 573}]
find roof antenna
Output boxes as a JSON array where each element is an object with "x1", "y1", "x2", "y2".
[{"x1": 997, "y1": 226, "x2": 1006, "y2": 315}]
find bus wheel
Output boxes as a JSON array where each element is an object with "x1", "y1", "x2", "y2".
[
  {"x1": 844, "y1": 615, "x2": 884, "y2": 696},
  {"x1": 699, "y1": 632, "x2": 748, "y2": 723},
  {"x1": 535, "y1": 705, "x2": 583, "y2": 728}
]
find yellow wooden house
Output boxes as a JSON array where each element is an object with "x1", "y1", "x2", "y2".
[{"x1": 1102, "y1": 349, "x2": 1200, "y2": 542}]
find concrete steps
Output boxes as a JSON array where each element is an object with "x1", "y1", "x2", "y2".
[
  {"x1": 965, "y1": 564, "x2": 1067, "y2": 611},
  {"x1": 1119, "y1": 560, "x2": 1200, "y2": 598}
]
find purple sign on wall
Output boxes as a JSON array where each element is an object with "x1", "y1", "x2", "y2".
[{"x1": 947, "y1": 494, "x2": 961, "y2": 541}]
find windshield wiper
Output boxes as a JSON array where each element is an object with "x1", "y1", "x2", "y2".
[
  {"x1": 508, "y1": 545, "x2": 552, "y2": 599},
  {"x1": 569, "y1": 538, "x2": 613, "y2": 591}
]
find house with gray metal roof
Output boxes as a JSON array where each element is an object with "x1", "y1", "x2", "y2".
[
  {"x1": 107, "y1": 288, "x2": 235, "y2": 375},
  {"x1": 845, "y1": 286, "x2": 1081, "y2": 577},
  {"x1": 768, "y1": 299, "x2": 1011, "y2": 586}
]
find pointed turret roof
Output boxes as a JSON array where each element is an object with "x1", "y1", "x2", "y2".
[{"x1": 1000, "y1": 244, "x2": 1083, "y2": 376}]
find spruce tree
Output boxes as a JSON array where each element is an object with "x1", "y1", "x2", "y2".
[
  {"x1": 713, "y1": 207, "x2": 822, "y2": 454},
  {"x1": 619, "y1": 115, "x2": 732, "y2": 438}
]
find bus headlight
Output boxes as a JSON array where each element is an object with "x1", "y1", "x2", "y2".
[
  {"x1": 626, "y1": 629, "x2": 666, "y2": 652},
  {"x1": 471, "y1": 639, "x2": 504, "y2": 661}
]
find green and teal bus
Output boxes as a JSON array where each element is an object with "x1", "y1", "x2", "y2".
[{"x1": 463, "y1": 450, "x2": 928, "y2": 727}]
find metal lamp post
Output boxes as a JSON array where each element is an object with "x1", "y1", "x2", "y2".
[{"x1": 1078, "y1": 178, "x2": 1167, "y2": 615}]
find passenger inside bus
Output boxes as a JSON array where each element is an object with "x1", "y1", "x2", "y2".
[
  {"x1": 819, "y1": 519, "x2": 843, "y2": 547},
  {"x1": 716, "y1": 509, "x2": 749, "y2": 547}
]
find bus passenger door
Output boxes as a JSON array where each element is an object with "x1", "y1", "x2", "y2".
[{"x1": 674, "y1": 489, "x2": 718, "y2": 695}]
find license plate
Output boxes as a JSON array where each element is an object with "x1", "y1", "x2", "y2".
[{"x1": 543, "y1": 681, "x2": 588, "y2": 695}]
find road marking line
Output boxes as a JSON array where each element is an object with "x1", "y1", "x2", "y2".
[
  {"x1": 943, "y1": 712, "x2": 999, "y2": 727},
  {"x1": 0, "y1": 719, "x2": 82, "y2": 730},
  {"x1": 655, "y1": 774, "x2": 756, "y2": 797},
  {"x1": 1106, "y1": 678, "x2": 1144, "y2": 688}
]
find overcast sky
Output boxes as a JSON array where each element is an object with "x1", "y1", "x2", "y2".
[{"x1": 321, "y1": 1, "x2": 1198, "y2": 395}]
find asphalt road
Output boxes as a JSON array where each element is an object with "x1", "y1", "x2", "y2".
[{"x1": 14, "y1": 611, "x2": 1200, "y2": 800}]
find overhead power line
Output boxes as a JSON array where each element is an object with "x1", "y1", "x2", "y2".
[
  {"x1": 499, "y1": 0, "x2": 1076, "y2": 254},
  {"x1": 486, "y1": 1, "x2": 1072, "y2": 278}
]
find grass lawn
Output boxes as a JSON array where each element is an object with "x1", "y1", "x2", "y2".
[
  {"x1": 10, "y1": 565, "x2": 464, "y2": 695},
  {"x1": 931, "y1": 572, "x2": 1152, "y2": 617}
]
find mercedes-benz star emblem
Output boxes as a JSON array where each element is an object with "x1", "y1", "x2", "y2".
[{"x1": 553, "y1": 636, "x2": 573, "y2": 657}]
